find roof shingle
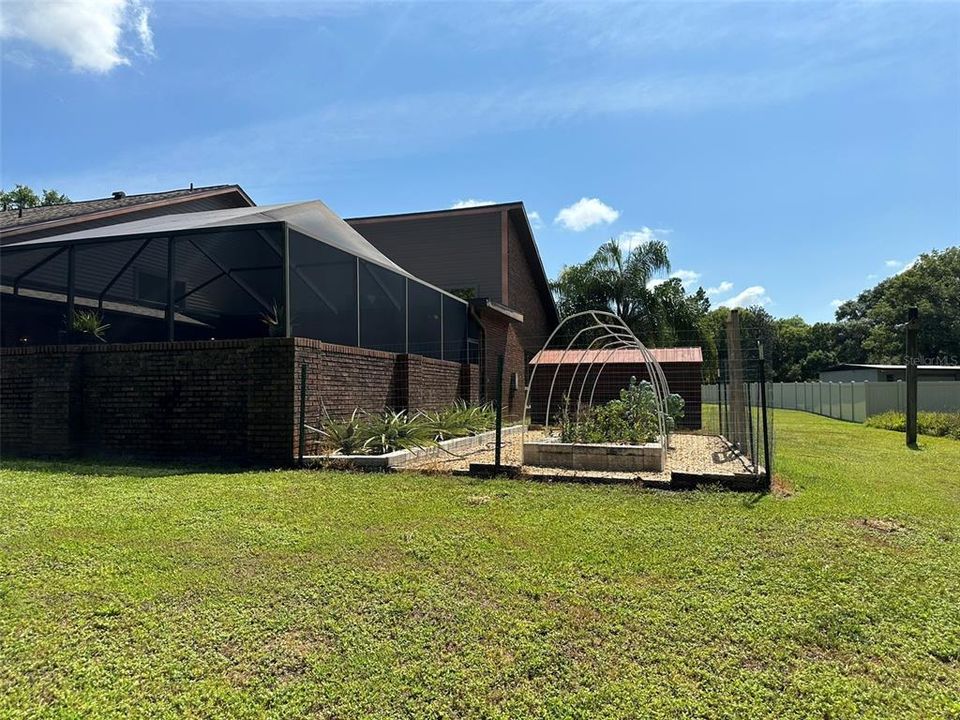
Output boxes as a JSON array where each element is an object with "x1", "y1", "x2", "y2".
[{"x1": 0, "y1": 185, "x2": 248, "y2": 230}]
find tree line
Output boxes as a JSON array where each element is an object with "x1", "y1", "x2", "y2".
[
  {"x1": 552, "y1": 240, "x2": 960, "y2": 382},
  {"x1": 1, "y1": 184, "x2": 71, "y2": 212}
]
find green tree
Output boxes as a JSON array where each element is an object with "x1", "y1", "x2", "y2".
[
  {"x1": 41, "y1": 188, "x2": 71, "y2": 205},
  {"x1": 1, "y1": 183, "x2": 70, "y2": 211},
  {"x1": 552, "y1": 238, "x2": 670, "y2": 330},
  {"x1": 2, "y1": 184, "x2": 39, "y2": 211},
  {"x1": 836, "y1": 248, "x2": 960, "y2": 363}
]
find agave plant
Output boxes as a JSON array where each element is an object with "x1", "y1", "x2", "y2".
[
  {"x1": 259, "y1": 300, "x2": 286, "y2": 337},
  {"x1": 425, "y1": 400, "x2": 496, "y2": 441},
  {"x1": 70, "y1": 309, "x2": 110, "y2": 342},
  {"x1": 360, "y1": 409, "x2": 438, "y2": 455},
  {"x1": 314, "y1": 409, "x2": 367, "y2": 455}
]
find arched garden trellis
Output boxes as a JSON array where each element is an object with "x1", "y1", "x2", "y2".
[{"x1": 521, "y1": 311, "x2": 676, "y2": 473}]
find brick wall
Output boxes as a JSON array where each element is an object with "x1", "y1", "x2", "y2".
[
  {"x1": 2, "y1": 338, "x2": 477, "y2": 465},
  {"x1": 479, "y1": 314, "x2": 528, "y2": 421}
]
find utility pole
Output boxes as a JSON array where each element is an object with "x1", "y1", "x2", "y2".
[{"x1": 905, "y1": 307, "x2": 919, "y2": 447}]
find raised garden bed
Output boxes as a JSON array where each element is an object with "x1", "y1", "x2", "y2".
[
  {"x1": 307, "y1": 424, "x2": 525, "y2": 470},
  {"x1": 523, "y1": 436, "x2": 664, "y2": 472}
]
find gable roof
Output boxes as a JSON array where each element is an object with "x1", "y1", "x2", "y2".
[
  {"x1": 0, "y1": 184, "x2": 254, "y2": 236},
  {"x1": 347, "y1": 201, "x2": 559, "y2": 325}
]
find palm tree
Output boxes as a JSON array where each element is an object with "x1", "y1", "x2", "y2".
[{"x1": 553, "y1": 237, "x2": 670, "y2": 330}]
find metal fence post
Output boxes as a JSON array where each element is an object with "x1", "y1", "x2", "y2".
[
  {"x1": 906, "y1": 307, "x2": 919, "y2": 446},
  {"x1": 66, "y1": 245, "x2": 76, "y2": 342},
  {"x1": 717, "y1": 371, "x2": 723, "y2": 437},
  {"x1": 494, "y1": 354, "x2": 504, "y2": 471},
  {"x1": 298, "y1": 362, "x2": 307, "y2": 466},
  {"x1": 758, "y1": 342, "x2": 771, "y2": 484}
]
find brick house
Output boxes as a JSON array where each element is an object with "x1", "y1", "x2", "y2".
[
  {"x1": 0, "y1": 187, "x2": 557, "y2": 460},
  {"x1": 347, "y1": 204, "x2": 559, "y2": 419}
]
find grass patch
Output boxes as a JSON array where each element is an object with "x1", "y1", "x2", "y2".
[
  {"x1": 2, "y1": 410, "x2": 959, "y2": 718},
  {"x1": 865, "y1": 410, "x2": 960, "y2": 440}
]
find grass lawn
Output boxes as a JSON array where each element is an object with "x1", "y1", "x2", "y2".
[{"x1": 2, "y1": 410, "x2": 959, "y2": 719}]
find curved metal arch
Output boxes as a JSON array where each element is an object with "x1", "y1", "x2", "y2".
[
  {"x1": 585, "y1": 317, "x2": 672, "y2": 442},
  {"x1": 523, "y1": 311, "x2": 674, "y2": 455}
]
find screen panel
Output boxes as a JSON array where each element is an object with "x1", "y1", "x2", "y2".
[
  {"x1": 290, "y1": 230, "x2": 358, "y2": 346},
  {"x1": 175, "y1": 228, "x2": 283, "y2": 340},
  {"x1": 359, "y1": 260, "x2": 406, "y2": 353},
  {"x1": 407, "y1": 280, "x2": 442, "y2": 359},
  {"x1": 441, "y1": 294, "x2": 468, "y2": 362},
  {"x1": 0, "y1": 246, "x2": 70, "y2": 346}
]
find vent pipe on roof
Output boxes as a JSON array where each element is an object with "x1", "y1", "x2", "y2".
[{"x1": 112, "y1": 191, "x2": 126, "y2": 199}]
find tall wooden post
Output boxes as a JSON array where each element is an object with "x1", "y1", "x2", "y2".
[
  {"x1": 905, "y1": 306, "x2": 919, "y2": 447},
  {"x1": 725, "y1": 309, "x2": 748, "y2": 452}
]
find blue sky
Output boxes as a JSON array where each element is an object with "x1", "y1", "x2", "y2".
[{"x1": 2, "y1": 1, "x2": 958, "y2": 321}]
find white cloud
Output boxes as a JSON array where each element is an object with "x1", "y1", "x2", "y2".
[
  {"x1": 671, "y1": 269, "x2": 701, "y2": 290},
  {"x1": 554, "y1": 197, "x2": 620, "y2": 232},
  {"x1": 717, "y1": 285, "x2": 771, "y2": 308},
  {"x1": 617, "y1": 226, "x2": 671, "y2": 252},
  {"x1": 133, "y1": 0, "x2": 154, "y2": 57},
  {"x1": 883, "y1": 257, "x2": 919, "y2": 276},
  {"x1": 0, "y1": 0, "x2": 154, "y2": 73},
  {"x1": 866, "y1": 273, "x2": 878, "y2": 280},
  {"x1": 706, "y1": 281, "x2": 734, "y2": 296},
  {"x1": 450, "y1": 198, "x2": 496, "y2": 209},
  {"x1": 646, "y1": 269, "x2": 702, "y2": 291},
  {"x1": 450, "y1": 201, "x2": 543, "y2": 230},
  {"x1": 897, "y1": 257, "x2": 919, "y2": 275},
  {"x1": 830, "y1": 298, "x2": 844, "y2": 308}
]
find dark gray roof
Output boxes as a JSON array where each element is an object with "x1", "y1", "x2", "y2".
[
  {"x1": 0, "y1": 185, "x2": 252, "y2": 230},
  {"x1": 1, "y1": 200, "x2": 468, "y2": 303}
]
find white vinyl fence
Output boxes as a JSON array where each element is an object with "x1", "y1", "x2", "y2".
[{"x1": 702, "y1": 381, "x2": 960, "y2": 423}]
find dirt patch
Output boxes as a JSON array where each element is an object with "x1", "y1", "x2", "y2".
[{"x1": 854, "y1": 518, "x2": 909, "y2": 534}]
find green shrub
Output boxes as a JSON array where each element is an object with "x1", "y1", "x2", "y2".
[
  {"x1": 865, "y1": 411, "x2": 960, "y2": 440},
  {"x1": 558, "y1": 377, "x2": 685, "y2": 444}
]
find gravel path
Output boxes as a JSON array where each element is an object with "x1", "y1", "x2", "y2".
[{"x1": 407, "y1": 430, "x2": 750, "y2": 480}]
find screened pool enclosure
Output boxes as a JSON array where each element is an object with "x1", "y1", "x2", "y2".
[{"x1": 0, "y1": 201, "x2": 475, "y2": 361}]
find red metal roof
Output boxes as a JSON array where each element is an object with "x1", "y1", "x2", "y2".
[{"x1": 529, "y1": 347, "x2": 703, "y2": 365}]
